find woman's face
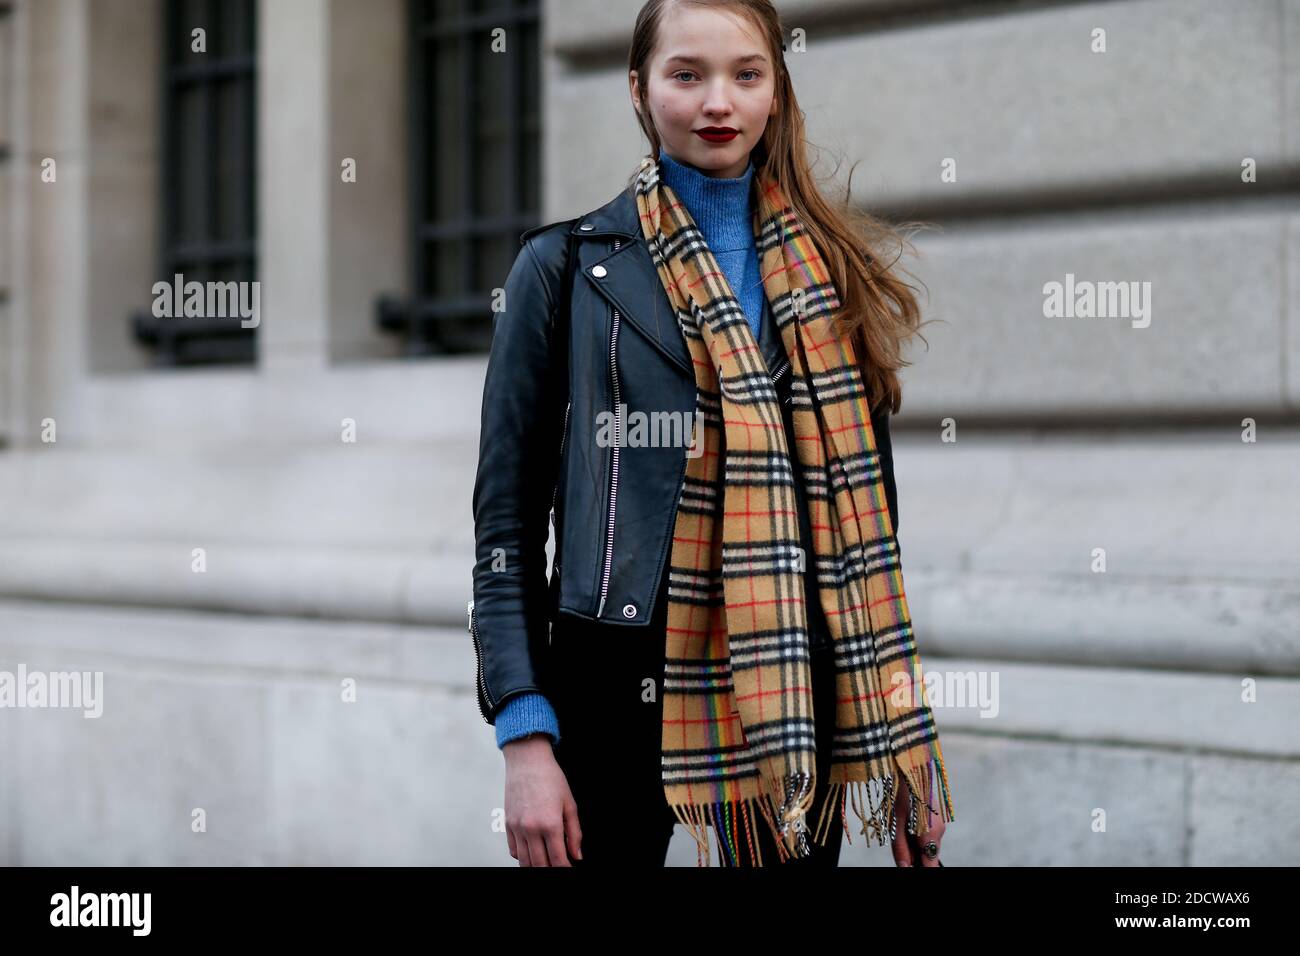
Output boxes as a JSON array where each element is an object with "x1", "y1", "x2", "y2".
[{"x1": 630, "y1": 5, "x2": 779, "y2": 179}]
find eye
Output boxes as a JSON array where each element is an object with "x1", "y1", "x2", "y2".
[
  {"x1": 739, "y1": 69, "x2": 761, "y2": 81},
  {"x1": 672, "y1": 70, "x2": 698, "y2": 82}
]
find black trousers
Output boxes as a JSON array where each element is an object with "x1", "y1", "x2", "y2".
[{"x1": 548, "y1": 570, "x2": 845, "y2": 867}]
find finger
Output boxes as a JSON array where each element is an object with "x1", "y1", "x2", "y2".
[
  {"x1": 564, "y1": 800, "x2": 583, "y2": 862},
  {"x1": 526, "y1": 832, "x2": 552, "y2": 867},
  {"x1": 506, "y1": 825, "x2": 519, "y2": 862},
  {"x1": 893, "y1": 827, "x2": 913, "y2": 867},
  {"x1": 921, "y1": 837, "x2": 942, "y2": 866},
  {"x1": 891, "y1": 786, "x2": 913, "y2": 866},
  {"x1": 908, "y1": 831, "x2": 925, "y2": 867},
  {"x1": 515, "y1": 828, "x2": 533, "y2": 867},
  {"x1": 544, "y1": 825, "x2": 571, "y2": 867},
  {"x1": 917, "y1": 814, "x2": 942, "y2": 867}
]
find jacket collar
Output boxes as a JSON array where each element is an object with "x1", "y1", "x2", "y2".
[
  {"x1": 575, "y1": 183, "x2": 787, "y2": 378},
  {"x1": 569, "y1": 183, "x2": 640, "y2": 239}
]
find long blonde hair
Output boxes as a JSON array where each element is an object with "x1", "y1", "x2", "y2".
[{"x1": 627, "y1": 0, "x2": 934, "y2": 415}]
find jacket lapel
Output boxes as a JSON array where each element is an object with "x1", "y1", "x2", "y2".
[
  {"x1": 575, "y1": 185, "x2": 786, "y2": 380},
  {"x1": 574, "y1": 187, "x2": 693, "y2": 378}
]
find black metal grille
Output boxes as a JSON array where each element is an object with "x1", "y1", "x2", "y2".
[
  {"x1": 1, "y1": 0, "x2": 10, "y2": 159},
  {"x1": 134, "y1": 0, "x2": 258, "y2": 367},
  {"x1": 1, "y1": 1, "x2": 11, "y2": 311},
  {"x1": 377, "y1": 0, "x2": 541, "y2": 355}
]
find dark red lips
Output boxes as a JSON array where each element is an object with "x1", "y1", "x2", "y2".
[{"x1": 695, "y1": 127, "x2": 739, "y2": 143}]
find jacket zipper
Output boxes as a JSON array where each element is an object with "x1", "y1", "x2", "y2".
[
  {"x1": 771, "y1": 358, "x2": 791, "y2": 403},
  {"x1": 596, "y1": 238, "x2": 623, "y2": 618},
  {"x1": 549, "y1": 399, "x2": 570, "y2": 601},
  {"x1": 550, "y1": 399, "x2": 571, "y2": 520},
  {"x1": 467, "y1": 599, "x2": 493, "y2": 724}
]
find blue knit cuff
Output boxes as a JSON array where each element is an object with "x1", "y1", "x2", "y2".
[{"x1": 494, "y1": 692, "x2": 561, "y2": 749}]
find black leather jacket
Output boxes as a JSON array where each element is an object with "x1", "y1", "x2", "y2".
[{"x1": 469, "y1": 183, "x2": 898, "y2": 725}]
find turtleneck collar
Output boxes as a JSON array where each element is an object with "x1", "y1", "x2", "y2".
[{"x1": 658, "y1": 146, "x2": 755, "y2": 252}]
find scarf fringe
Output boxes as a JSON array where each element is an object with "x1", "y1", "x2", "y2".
[
  {"x1": 666, "y1": 753, "x2": 955, "y2": 864},
  {"x1": 668, "y1": 771, "x2": 826, "y2": 867},
  {"x1": 901, "y1": 752, "x2": 957, "y2": 839},
  {"x1": 833, "y1": 755, "x2": 957, "y2": 850}
]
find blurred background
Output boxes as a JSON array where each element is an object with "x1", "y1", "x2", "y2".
[{"x1": 0, "y1": 0, "x2": 1297, "y2": 866}]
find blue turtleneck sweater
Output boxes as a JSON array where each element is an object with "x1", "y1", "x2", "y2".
[
  {"x1": 493, "y1": 148, "x2": 765, "y2": 751},
  {"x1": 658, "y1": 147, "x2": 765, "y2": 340}
]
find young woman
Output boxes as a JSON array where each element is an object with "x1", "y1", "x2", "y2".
[{"x1": 471, "y1": 0, "x2": 954, "y2": 867}]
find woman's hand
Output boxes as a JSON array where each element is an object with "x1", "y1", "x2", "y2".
[
  {"x1": 502, "y1": 735, "x2": 583, "y2": 866},
  {"x1": 890, "y1": 775, "x2": 946, "y2": 867}
]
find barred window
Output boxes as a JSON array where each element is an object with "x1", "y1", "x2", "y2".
[
  {"x1": 0, "y1": 0, "x2": 12, "y2": 417},
  {"x1": 378, "y1": 0, "x2": 541, "y2": 355},
  {"x1": 134, "y1": 0, "x2": 258, "y2": 366}
]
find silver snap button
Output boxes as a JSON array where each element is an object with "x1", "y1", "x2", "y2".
[
  {"x1": 622, "y1": 603, "x2": 637, "y2": 618},
  {"x1": 579, "y1": 223, "x2": 594, "y2": 231},
  {"x1": 591, "y1": 265, "x2": 608, "y2": 278}
]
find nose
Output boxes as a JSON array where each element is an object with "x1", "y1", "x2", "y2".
[{"x1": 701, "y1": 78, "x2": 734, "y2": 119}]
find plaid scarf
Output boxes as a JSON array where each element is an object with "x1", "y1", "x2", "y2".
[{"x1": 634, "y1": 154, "x2": 955, "y2": 867}]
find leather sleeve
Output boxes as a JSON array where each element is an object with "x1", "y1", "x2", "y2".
[{"x1": 471, "y1": 233, "x2": 568, "y2": 723}]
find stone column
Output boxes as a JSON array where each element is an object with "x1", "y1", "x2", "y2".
[{"x1": 258, "y1": 0, "x2": 331, "y2": 372}]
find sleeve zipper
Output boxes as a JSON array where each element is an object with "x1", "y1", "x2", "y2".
[{"x1": 467, "y1": 599, "x2": 493, "y2": 724}]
